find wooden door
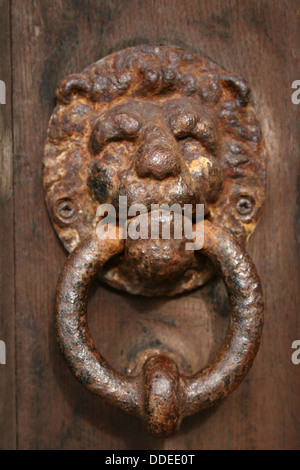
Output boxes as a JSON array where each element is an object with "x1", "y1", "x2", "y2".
[{"x1": 1, "y1": 0, "x2": 299, "y2": 450}]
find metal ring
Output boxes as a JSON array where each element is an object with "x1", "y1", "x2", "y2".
[{"x1": 55, "y1": 220, "x2": 264, "y2": 436}]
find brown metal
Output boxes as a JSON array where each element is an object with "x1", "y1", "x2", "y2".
[
  {"x1": 43, "y1": 44, "x2": 265, "y2": 296},
  {"x1": 44, "y1": 45, "x2": 266, "y2": 437},
  {"x1": 56, "y1": 220, "x2": 264, "y2": 437}
]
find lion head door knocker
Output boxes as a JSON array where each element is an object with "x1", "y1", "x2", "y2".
[{"x1": 43, "y1": 45, "x2": 265, "y2": 437}]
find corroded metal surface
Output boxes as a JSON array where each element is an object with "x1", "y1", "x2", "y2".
[
  {"x1": 43, "y1": 44, "x2": 265, "y2": 296},
  {"x1": 47, "y1": 45, "x2": 265, "y2": 436},
  {"x1": 56, "y1": 221, "x2": 264, "y2": 437}
]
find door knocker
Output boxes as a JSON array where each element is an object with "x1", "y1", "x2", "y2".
[{"x1": 43, "y1": 45, "x2": 266, "y2": 437}]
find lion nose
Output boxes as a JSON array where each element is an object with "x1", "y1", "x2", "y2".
[
  {"x1": 135, "y1": 124, "x2": 182, "y2": 180},
  {"x1": 135, "y1": 145, "x2": 181, "y2": 180}
]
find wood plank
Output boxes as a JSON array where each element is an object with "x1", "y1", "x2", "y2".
[
  {"x1": 12, "y1": 0, "x2": 300, "y2": 449},
  {"x1": 0, "y1": 0, "x2": 16, "y2": 450}
]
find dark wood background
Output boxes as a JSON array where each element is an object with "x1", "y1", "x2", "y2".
[{"x1": 0, "y1": 0, "x2": 299, "y2": 449}]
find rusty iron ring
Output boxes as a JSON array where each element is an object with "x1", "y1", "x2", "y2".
[{"x1": 55, "y1": 220, "x2": 264, "y2": 437}]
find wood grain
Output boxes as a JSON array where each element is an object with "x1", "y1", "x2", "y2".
[
  {"x1": 0, "y1": 0, "x2": 16, "y2": 450},
  {"x1": 10, "y1": 0, "x2": 300, "y2": 449}
]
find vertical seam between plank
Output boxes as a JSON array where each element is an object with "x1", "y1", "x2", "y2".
[{"x1": 10, "y1": 0, "x2": 18, "y2": 451}]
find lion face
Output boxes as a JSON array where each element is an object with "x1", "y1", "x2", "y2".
[
  {"x1": 88, "y1": 96, "x2": 223, "y2": 211},
  {"x1": 43, "y1": 45, "x2": 265, "y2": 296}
]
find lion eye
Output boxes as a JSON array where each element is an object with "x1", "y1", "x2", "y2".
[
  {"x1": 191, "y1": 118, "x2": 218, "y2": 154},
  {"x1": 89, "y1": 112, "x2": 141, "y2": 155},
  {"x1": 168, "y1": 109, "x2": 218, "y2": 155},
  {"x1": 169, "y1": 112, "x2": 198, "y2": 138},
  {"x1": 113, "y1": 113, "x2": 141, "y2": 136}
]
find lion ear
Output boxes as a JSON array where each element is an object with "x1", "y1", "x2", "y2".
[
  {"x1": 220, "y1": 74, "x2": 251, "y2": 107},
  {"x1": 56, "y1": 74, "x2": 91, "y2": 104}
]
